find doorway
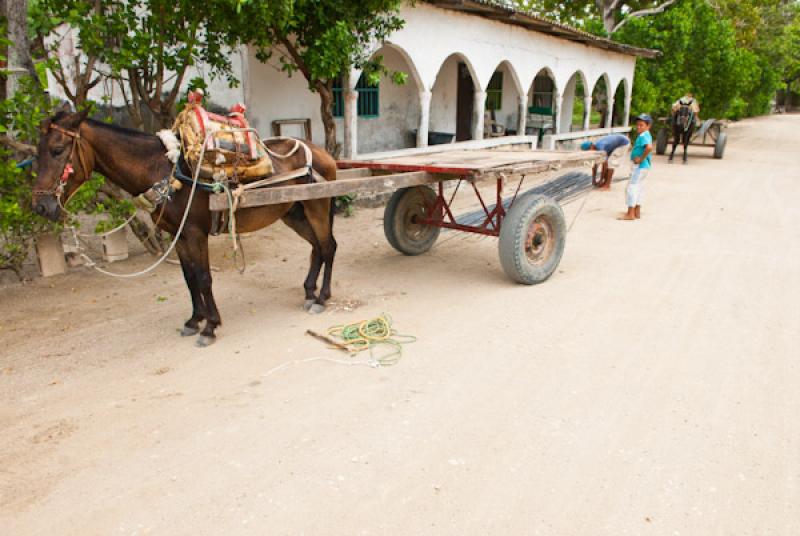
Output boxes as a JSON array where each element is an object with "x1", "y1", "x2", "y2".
[{"x1": 456, "y1": 62, "x2": 474, "y2": 141}]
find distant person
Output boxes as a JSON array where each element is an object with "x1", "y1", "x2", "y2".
[
  {"x1": 581, "y1": 134, "x2": 631, "y2": 190},
  {"x1": 672, "y1": 92, "x2": 700, "y2": 124},
  {"x1": 618, "y1": 114, "x2": 653, "y2": 221}
]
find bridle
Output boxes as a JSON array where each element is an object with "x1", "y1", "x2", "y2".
[
  {"x1": 675, "y1": 104, "x2": 694, "y2": 133},
  {"x1": 32, "y1": 123, "x2": 89, "y2": 206}
]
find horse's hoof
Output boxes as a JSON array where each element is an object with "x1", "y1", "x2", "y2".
[
  {"x1": 180, "y1": 325, "x2": 200, "y2": 337},
  {"x1": 683, "y1": 160, "x2": 688, "y2": 165},
  {"x1": 303, "y1": 299, "x2": 315, "y2": 311},
  {"x1": 308, "y1": 303, "x2": 326, "y2": 315},
  {"x1": 196, "y1": 335, "x2": 216, "y2": 347}
]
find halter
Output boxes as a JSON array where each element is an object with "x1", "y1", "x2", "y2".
[{"x1": 32, "y1": 123, "x2": 89, "y2": 206}]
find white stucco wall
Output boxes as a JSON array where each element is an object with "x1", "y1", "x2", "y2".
[
  {"x1": 429, "y1": 55, "x2": 461, "y2": 135},
  {"x1": 245, "y1": 50, "x2": 328, "y2": 142},
  {"x1": 246, "y1": 1, "x2": 638, "y2": 153},
  {"x1": 357, "y1": 46, "x2": 420, "y2": 154}
]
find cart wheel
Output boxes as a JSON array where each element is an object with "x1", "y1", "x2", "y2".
[
  {"x1": 384, "y1": 186, "x2": 440, "y2": 256},
  {"x1": 498, "y1": 194, "x2": 566, "y2": 285},
  {"x1": 655, "y1": 128, "x2": 668, "y2": 155},
  {"x1": 714, "y1": 132, "x2": 727, "y2": 159}
]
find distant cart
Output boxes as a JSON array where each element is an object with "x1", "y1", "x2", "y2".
[
  {"x1": 655, "y1": 118, "x2": 728, "y2": 159},
  {"x1": 210, "y1": 148, "x2": 604, "y2": 284}
]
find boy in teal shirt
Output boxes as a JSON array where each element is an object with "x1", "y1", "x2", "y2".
[{"x1": 618, "y1": 114, "x2": 653, "y2": 220}]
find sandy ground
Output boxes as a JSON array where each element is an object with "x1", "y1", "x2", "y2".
[{"x1": 1, "y1": 114, "x2": 798, "y2": 535}]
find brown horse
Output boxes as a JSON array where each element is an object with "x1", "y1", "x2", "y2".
[{"x1": 31, "y1": 108, "x2": 338, "y2": 346}]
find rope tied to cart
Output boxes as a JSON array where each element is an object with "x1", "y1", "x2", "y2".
[{"x1": 326, "y1": 314, "x2": 416, "y2": 367}]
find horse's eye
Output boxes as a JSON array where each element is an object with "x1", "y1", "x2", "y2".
[{"x1": 51, "y1": 146, "x2": 65, "y2": 156}]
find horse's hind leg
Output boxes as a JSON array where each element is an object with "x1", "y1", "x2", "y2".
[
  {"x1": 282, "y1": 203, "x2": 324, "y2": 311},
  {"x1": 302, "y1": 199, "x2": 337, "y2": 309}
]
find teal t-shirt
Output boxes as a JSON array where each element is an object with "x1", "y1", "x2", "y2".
[{"x1": 631, "y1": 131, "x2": 653, "y2": 169}]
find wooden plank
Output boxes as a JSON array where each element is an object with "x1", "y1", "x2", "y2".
[
  {"x1": 336, "y1": 167, "x2": 373, "y2": 179},
  {"x1": 209, "y1": 171, "x2": 440, "y2": 210},
  {"x1": 349, "y1": 135, "x2": 537, "y2": 161},
  {"x1": 336, "y1": 160, "x2": 475, "y2": 176},
  {"x1": 339, "y1": 149, "x2": 604, "y2": 175}
]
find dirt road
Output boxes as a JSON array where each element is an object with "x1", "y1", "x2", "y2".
[{"x1": 2, "y1": 114, "x2": 798, "y2": 535}]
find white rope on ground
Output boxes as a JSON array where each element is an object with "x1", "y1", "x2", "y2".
[{"x1": 260, "y1": 356, "x2": 380, "y2": 380}]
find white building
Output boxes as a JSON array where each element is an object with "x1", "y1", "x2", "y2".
[
  {"x1": 46, "y1": 0, "x2": 655, "y2": 155},
  {"x1": 243, "y1": 0, "x2": 656, "y2": 157}
]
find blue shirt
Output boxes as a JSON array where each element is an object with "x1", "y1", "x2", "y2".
[
  {"x1": 631, "y1": 131, "x2": 653, "y2": 169},
  {"x1": 594, "y1": 134, "x2": 630, "y2": 156}
]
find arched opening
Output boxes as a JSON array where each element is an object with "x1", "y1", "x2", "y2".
[
  {"x1": 483, "y1": 61, "x2": 523, "y2": 138},
  {"x1": 526, "y1": 68, "x2": 557, "y2": 140},
  {"x1": 430, "y1": 53, "x2": 479, "y2": 143},
  {"x1": 612, "y1": 80, "x2": 628, "y2": 126},
  {"x1": 349, "y1": 44, "x2": 422, "y2": 153},
  {"x1": 591, "y1": 75, "x2": 610, "y2": 129},
  {"x1": 560, "y1": 71, "x2": 587, "y2": 133}
]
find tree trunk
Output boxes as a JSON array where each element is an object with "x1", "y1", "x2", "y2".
[
  {"x1": 4, "y1": 0, "x2": 39, "y2": 96},
  {"x1": 317, "y1": 82, "x2": 340, "y2": 158},
  {"x1": 599, "y1": 0, "x2": 616, "y2": 34},
  {"x1": 1, "y1": 0, "x2": 6, "y2": 102}
]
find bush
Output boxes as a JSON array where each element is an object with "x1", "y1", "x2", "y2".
[{"x1": 0, "y1": 76, "x2": 60, "y2": 278}]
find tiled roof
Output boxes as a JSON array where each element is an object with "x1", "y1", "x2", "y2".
[{"x1": 425, "y1": 0, "x2": 660, "y2": 58}]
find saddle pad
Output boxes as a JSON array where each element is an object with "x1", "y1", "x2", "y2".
[{"x1": 174, "y1": 103, "x2": 273, "y2": 182}]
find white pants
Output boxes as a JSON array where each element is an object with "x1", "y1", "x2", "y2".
[{"x1": 626, "y1": 165, "x2": 649, "y2": 207}]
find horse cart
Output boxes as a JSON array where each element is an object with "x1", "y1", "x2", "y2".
[
  {"x1": 209, "y1": 148, "x2": 604, "y2": 285},
  {"x1": 655, "y1": 118, "x2": 728, "y2": 159}
]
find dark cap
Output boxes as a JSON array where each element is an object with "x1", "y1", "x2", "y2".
[{"x1": 635, "y1": 113, "x2": 653, "y2": 124}]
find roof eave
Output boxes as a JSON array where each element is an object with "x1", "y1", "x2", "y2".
[{"x1": 424, "y1": 0, "x2": 660, "y2": 59}]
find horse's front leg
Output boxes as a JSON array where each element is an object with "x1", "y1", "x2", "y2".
[
  {"x1": 176, "y1": 231, "x2": 222, "y2": 347},
  {"x1": 683, "y1": 132, "x2": 689, "y2": 164},
  {"x1": 669, "y1": 128, "x2": 678, "y2": 162},
  {"x1": 176, "y1": 237, "x2": 205, "y2": 337}
]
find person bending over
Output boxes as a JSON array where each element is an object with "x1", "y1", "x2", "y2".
[{"x1": 581, "y1": 133, "x2": 630, "y2": 190}]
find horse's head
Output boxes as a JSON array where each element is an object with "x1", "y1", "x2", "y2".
[
  {"x1": 674, "y1": 104, "x2": 693, "y2": 131},
  {"x1": 32, "y1": 107, "x2": 91, "y2": 221}
]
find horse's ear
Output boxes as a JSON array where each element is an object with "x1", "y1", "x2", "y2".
[
  {"x1": 62, "y1": 109, "x2": 90, "y2": 130},
  {"x1": 40, "y1": 117, "x2": 53, "y2": 135},
  {"x1": 59, "y1": 101, "x2": 73, "y2": 114}
]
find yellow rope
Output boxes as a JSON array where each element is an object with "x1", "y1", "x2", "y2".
[{"x1": 327, "y1": 314, "x2": 415, "y2": 366}]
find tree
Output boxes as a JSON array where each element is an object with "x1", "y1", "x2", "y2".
[
  {"x1": 239, "y1": 0, "x2": 406, "y2": 156},
  {"x1": 512, "y1": 0, "x2": 680, "y2": 35},
  {"x1": 31, "y1": 0, "x2": 252, "y2": 131}
]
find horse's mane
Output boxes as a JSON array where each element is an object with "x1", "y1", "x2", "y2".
[{"x1": 85, "y1": 118, "x2": 157, "y2": 139}]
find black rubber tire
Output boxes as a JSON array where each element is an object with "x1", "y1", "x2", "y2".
[
  {"x1": 655, "y1": 128, "x2": 668, "y2": 155},
  {"x1": 498, "y1": 194, "x2": 566, "y2": 285},
  {"x1": 714, "y1": 131, "x2": 727, "y2": 159},
  {"x1": 383, "y1": 186, "x2": 440, "y2": 256}
]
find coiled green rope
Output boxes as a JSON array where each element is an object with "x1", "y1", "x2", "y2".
[{"x1": 327, "y1": 314, "x2": 416, "y2": 366}]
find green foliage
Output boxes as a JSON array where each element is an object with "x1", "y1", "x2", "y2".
[
  {"x1": 614, "y1": 0, "x2": 790, "y2": 121},
  {"x1": 0, "y1": 75, "x2": 58, "y2": 276},
  {"x1": 334, "y1": 194, "x2": 357, "y2": 217},
  {"x1": 511, "y1": 0, "x2": 797, "y2": 121},
  {"x1": 30, "y1": 0, "x2": 258, "y2": 129}
]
